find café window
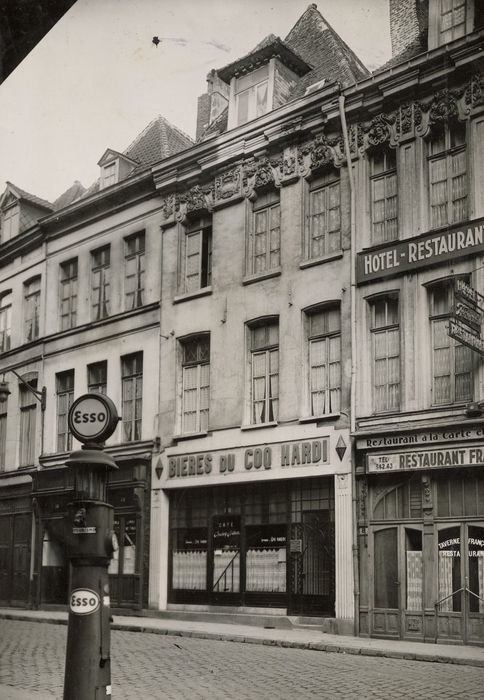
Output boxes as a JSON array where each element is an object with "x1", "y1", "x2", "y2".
[{"x1": 428, "y1": 278, "x2": 472, "y2": 405}]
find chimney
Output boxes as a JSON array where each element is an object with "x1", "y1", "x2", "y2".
[
  {"x1": 389, "y1": 0, "x2": 428, "y2": 57},
  {"x1": 195, "y1": 69, "x2": 229, "y2": 141}
]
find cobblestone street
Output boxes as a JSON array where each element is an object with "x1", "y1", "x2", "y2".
[{"x1": 1, "y1": 620, "x2": 484, "y2": 699}]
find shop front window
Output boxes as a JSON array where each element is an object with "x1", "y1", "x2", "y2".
[
  {"x1": 108, "y1": 516, "x2": 139, "y2": 576},
  {"x1": 405, "y1": 529, "x2": 423, "y2": 611},
  {"x1": 467, "y1": 524, "x2": 484, "y2": 614},
  {"x1": 438, "y1": 526, "x2": 462, "y2": 612}
]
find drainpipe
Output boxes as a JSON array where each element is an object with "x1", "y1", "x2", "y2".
[{"x1": 338, "y1": 90, "x2": 360, "y2": 637}]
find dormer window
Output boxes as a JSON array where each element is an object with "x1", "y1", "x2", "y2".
[
  {"x1": 440, "y1": 0, "x2": 467, "y2": 43},
  {"x1": 101, "y1": 161, "x2": 118, "y2": 189},
  {"x1": 235, "y1": 65, "x2": 269, "y2": 126},
  {"x1": 1, "y1": 203, "x2": 19, "y2": 242}
]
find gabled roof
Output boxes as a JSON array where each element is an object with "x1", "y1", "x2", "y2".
[
  {"x1": 285, "y1": 4, "x2": 369, "y2": 96},
  {"x1": 0, "y1": 182, "x2": 53, "y2": 212},
  {"x1": 53, "y1": 181, "x2": 86, "y2": 211},
  {"x1": 97, "y1": 148, "x2": 138, "y2": 168},
  {"x1": 124, "y1": 115, "x2": 194, "y2": 170}
]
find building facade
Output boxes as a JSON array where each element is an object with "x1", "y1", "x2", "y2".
[{"x1": 0, "y1": 1, "x2": 483, "y2": 645}]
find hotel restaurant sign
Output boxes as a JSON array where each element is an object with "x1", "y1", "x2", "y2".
[{"x1": 357, "y1": 218, "x2": 484, "y2": 284}]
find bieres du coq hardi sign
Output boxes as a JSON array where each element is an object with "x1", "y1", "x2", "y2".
[{"x1": 357, "y1": 218, "x2": 484, "y2": 284}]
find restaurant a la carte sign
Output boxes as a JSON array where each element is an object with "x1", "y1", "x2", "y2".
[{"x1": 357, "y1": 218, "x2": 484, "y2": 284}]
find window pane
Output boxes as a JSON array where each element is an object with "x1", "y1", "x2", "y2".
[{"x1": 374, "y1": 528, "x2": 398, "y2": 608}]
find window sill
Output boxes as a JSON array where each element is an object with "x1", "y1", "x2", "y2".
[
  {"x1": 242, "y1": 269, "x2": 281, "y2": 286},
  {"x1": 172, "y1": 431, "x2": 209, "y2": 442},
  {"x1": 299, "y1": 251, "x2": 343, "y2": 269},
  {"x1": 299, "y1": 413, "x2": 340, "y2": 424},
  {"x1": 174, "y1": 287, "x2": 212, "y2": 304},
  {"x1": 240, "y1": 421, "x2": 278, "y2": 431}
]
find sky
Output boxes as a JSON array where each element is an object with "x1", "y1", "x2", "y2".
[{"x1": 0, "y1": 0, "x2": 392, "y2": 204}]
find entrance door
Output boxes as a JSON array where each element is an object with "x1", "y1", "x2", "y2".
[
  {"x1": 436, "y1": 523, "x2": 484, "y2": 644},
  {"x1": 210, "y1": 514, "x2": 240, "y2": 604},
  {"x1": 288, "y1": 511, "x2": 335, "y2": 616},
  {"x1": 0, "y1": 513, "x2": 31, "y2": 606},
  {"x1": 370, "y1": 525, "x2": 423, "y2": 639},
  {"x1": 108, "y1": 514, "x2": 141, "y2": 608}
]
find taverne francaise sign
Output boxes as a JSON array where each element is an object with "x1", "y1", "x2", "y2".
[{"x1": 357, "y1": 218, "x2": 484, "y2": 284}]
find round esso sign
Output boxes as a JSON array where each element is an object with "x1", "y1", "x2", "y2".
[
  {"x1": 70, "y1": 588, "x2": 101, "y2": 615},
  {"x1": 68, "y1": 393, "x2": 119, "y2": 444}
]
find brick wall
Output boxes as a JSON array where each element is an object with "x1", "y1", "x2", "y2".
[{"x1": 389, "y1": 0, "x2": 428, "y2": 57}]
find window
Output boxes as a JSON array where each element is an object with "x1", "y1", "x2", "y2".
[
  {"x1": 0, "y1": 406, "x2": 6, "y2": 471},
  {"x1": 370, "y1": 296, "x2": 400, "y2": 413},
  {"x1": 56, "y1": 370, "x2": 74, "y2": 453},
  {"x1": 307, "y1": 172, "x2": 341, "y2": 259},
  {"x1": 439, "y1": 0, "x2": 467, "y2": 43},
  {"x1": 307, "y1": 306, "x2": 341, "y2": 416},
  {"x1": 371, "y1": 150, "x2": 398, "y2": 244},
  {"x1": 180, "y1": 219, "x2": 212, "y2": 294},
  {"x1": 429, "y1": 279, "x2": 472, "y2": 404},
  {"x1": 125, "y1": 232, "x2": 145, "y2": 309},
  {"x1": 121, "y1": 353, "x2": 143, "y2": 442},
  {"x1": 101, "y1": 161, "x2": 117, "y2": 189},
  {"x1": 235, "y1": 65, "x2": 269, "y2": 126},
  {"x1": 91, "y1": 246, "x2": 110, "y2": 321},
  {"x1": 429, "y1": 122, "x2": 467, "y2": 229},
  {"x1": 19, "y1": 381, "x2": 37, "y2": 466},
  {"x1": 0, "y1": 292, "x2": 12, "y2": 353},
  {"x1": 180, "y1": 335, "x2": 210, "y2": 434},
  {"x1": 2, "y1": 204, "x2": 19, "y2": 242},
  {"x1": 249, "y1": 319, "x2": 279, "y2": 424},
  {"x1": 249, "y1": 191, "x2": 280, "y2": 276},
  {"x1": 87, "y1": 361, "x2": 107, "y2": 394},
  {"x1": 24, "y1": 277, "x2": 41, "y2": 342},
  {"x1": 59, "y1": 259, "x2": 78, "y2": 331}
]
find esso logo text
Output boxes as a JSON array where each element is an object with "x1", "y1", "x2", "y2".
[
  {"x1": 69, "y1": 588, "x2": 100, "y2": 615},
  {"x1": 68, "y1": 393, "x2": 119, "y2": 443}
]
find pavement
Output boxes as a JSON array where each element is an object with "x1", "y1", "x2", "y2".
[{"x1": 0, "y1": 607, "x2": 483, "y2": 668}]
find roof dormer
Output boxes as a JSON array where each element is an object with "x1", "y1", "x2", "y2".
[
  {"x1": 0, "y1": 182, "x2": 53, "y2": 244},
  {"x1": 217, "y1": 35, "x2": 312, "y2": 130},
  {"x1": 428, "y1": 0, "x2": 475, "y2": 49},
  {"x1": 97, "y1": 149, "x2": 138, "y2": 190}
]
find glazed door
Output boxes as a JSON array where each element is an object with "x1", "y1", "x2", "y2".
[
  {"x1": 288, "y1": 510, "x2": 335, "y2": 616},
  {"x1": 108, "y1": 514, "x2": 141, "y2": 608},
  {"x1": 436, "y1": 523, "x2": 484, "y2": 644},
  {"x1": 210, "y1": 514, "x2": 241, "y2": 604},
  {"x1": 370, "y1": 525, "x2": 423, "y2": 639}
]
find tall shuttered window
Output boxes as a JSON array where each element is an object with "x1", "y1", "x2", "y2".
[
  {"x1": 87, "y1": 361, "x2": 107, "y2": 395},
  {"x1": 370, "y1": 296, "x2": 400, "y2": 413},
  {"x1": 429, "y1": 122, "x2": 467, "y2": 229},
  {"x1": 0, "y1": 292, "x2": 12, "y2": 353},
  {"x1": 180, "y1": 218, "x2": 212, "y2": 294},
  {"x1": 307, "y1": 306, "x2": 341, "y2": 416},
  {"x1": 121, "y1": 353, "x2": 143, "y2": 442},
  {"x1": 371, "y1": 149, "x2": 398, "y2": 244},
  {"x1": 439, "y1": 0, "x2": 467, "y2": 44},
  {"x1": 249, "y1": 319, "x2": 279, "y2": 424},
  {"x1": 56, "y1": 370, "x2": 74, "y2": 453},
  {"x1": 249, "y1": 191, "x2": 280, "y2": 276},
  {"x1": 181, "y1": 335, "x2": 210, "y2": 434},
  {"x1": 429, "y1": 279, "x2": 473, "y2": 405}
]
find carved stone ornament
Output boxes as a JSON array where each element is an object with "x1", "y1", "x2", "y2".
[
  {"x1": 297, "y1": 134, "x2": 342, "y2": 178},
  {"x1": 214, "y1": 166, "x2": 242, "y2": 202},
  {"x1": 421, "y1": 473, "x2": 433, "y2": 511},
  {"x1": 362, "y1": 113, "x2": 396, "y2": 152},
  {"x1": 242, "y1": 156, "x2": 280, "y2": 200},
  {"x1": 179, "y1": 184, "x2": 213, "y2": 214},
  {"x1": 160, "y1": 193, "x2": 176, "y2": 222}
]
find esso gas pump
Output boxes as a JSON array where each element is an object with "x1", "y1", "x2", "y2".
[{"x1": 63, "y1": 393, "x2": 120, "y2": 700}]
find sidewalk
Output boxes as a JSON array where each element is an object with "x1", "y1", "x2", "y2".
[{"x1": 1, "y1": 607, "x2": 484, "y2": 668}]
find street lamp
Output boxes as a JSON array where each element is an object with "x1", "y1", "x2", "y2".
[{"x1": 0, "y1": 369, "x2": 46, "y2": 411}]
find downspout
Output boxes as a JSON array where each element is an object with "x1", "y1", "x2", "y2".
[{"x1": 338, "y1": 90, "x2": 360, "y2": 637}]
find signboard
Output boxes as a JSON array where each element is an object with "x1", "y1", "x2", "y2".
[
  {"x1": 356, "y1": 218, "x2": 484, "y2": 284},
  {"x1": 367, "y1": 445, "x2": 484, "y2": 473},
  {"x1": 72, "y1": 526, "x2": 96, "y2": 534},
  {"x1": 455, "y1": 278, "x2": 484, "y2": 311},
  {"x1": 448, "y1": 318, "x2": 484, "y2": 356},
  {"x1": 357, "y1": 425, "x2": 484, "y2": 449},
  {"x1": 68, "y1": 393, "x2": 119, "y2": 443},
  {"x1": 69, "y1": 588, "x2": 101, "y2": 615}
]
